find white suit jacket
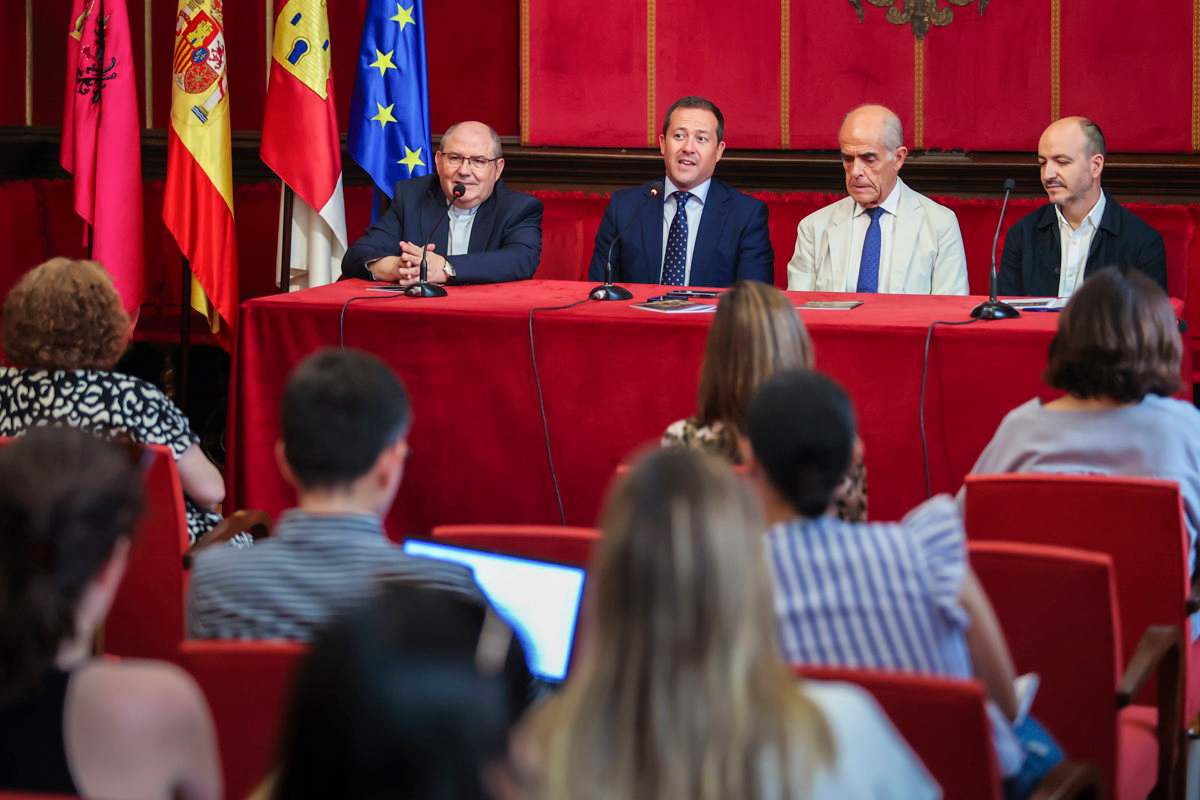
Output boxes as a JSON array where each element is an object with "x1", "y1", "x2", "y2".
[{"x1": 786, "y1": 179, "x2": 968, "y2": 295}]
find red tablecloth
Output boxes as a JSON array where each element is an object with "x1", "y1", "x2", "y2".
[{"x1": 229, "y1": 280, "x2": 1091, "y2": 533}]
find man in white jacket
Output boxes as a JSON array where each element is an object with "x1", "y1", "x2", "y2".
[{"x1": 787, "y1": 104, "x2": 968, "y2": 295}]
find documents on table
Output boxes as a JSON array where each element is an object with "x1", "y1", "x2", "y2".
[
  {"x1": 797, "y1": 300, "x2": 863, "y2": 311},
  {"x1": 632, "y1": 299, "x2": 717, "y2": 313},
  {"x1": 1004, "y1": 297, "x2": 1069, "y2": 311}
]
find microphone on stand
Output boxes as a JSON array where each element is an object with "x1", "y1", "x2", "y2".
[
  {"x1": 970, "y1": 177, "x2": 1020, "y2": 320},
  {"x1": 589, "y1": 181, "x2": 664, "y2": 301},
  {"x1": 407, "y1": 182, "x2": 467, "y2": 298}
]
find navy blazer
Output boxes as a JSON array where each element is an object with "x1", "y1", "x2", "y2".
[
  {"x1": 587, "y1": 179, "x2": 773, "y2": 287},
  {"x1": 997, "y1": 192, "x2": 1167, "y2": 297},
  {"x1": 341, "y1": 175, "x2": 543, "y2": 284}
]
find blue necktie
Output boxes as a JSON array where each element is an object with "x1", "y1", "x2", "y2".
[
  {"x1": 662, "y1": 191, "x2": 691, "y2": 285},
  {"x1": 856, "y1": 206, "x2": 884, "y2": 293}
]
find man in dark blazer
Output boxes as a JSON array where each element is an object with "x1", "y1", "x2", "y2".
[
  {"x1": 342, "y1": 121, "x2": 542, "y2": 285},
  {"x1": 588, "y1": 96, "x2": 773, "y2": 287},
  {"x1": 998, "y1": 117, "x2": 1166, "y2": 297}
]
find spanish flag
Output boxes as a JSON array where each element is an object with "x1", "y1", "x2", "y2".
[
  {"x1": 162, "y1": 0, "x2": 237, "y2": 350},
  {"x1": 261, "y1": 0, "x2": 347, "y2": 289}
]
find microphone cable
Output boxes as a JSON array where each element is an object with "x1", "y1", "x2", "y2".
[
  {"x1": 919, "y1": 318, "x2": 978, "y2": 499},
  {"x1": 528, "y1": 297, "x2": 595, "y2": 525}
]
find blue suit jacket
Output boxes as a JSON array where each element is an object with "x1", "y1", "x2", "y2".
[
  {"x1": 587, "y1": 179, "x2": 773, "y2": 287},
  {"x1": 341, "y1": 174, "x2": 543, "y2": 284}
]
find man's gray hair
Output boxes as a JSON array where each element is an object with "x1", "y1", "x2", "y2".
[
  {"x1": 1078, "y1": 117, "x2": 1107, "y2": 158},
  {"x1": 843, "y1": 104, "x2": 904, "y2": 152},
  {"x1": 440, "y1": 121, "x2": 503, "y2": 158}
]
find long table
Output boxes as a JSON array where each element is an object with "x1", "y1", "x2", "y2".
[{"x1": 229, "y1": 279, "x2": 1077, "y2": 534}]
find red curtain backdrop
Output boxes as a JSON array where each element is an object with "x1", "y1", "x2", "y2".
[
  {"x1": 525, "y1": 0, "x2": 1200, "y2": 153},
  {"x1": 21, "y1": 1, "x2": 518, "y2": 135}
]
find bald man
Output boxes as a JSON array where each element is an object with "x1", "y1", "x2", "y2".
[
  {"x1": 787, "y1": 104, "x2": 967, "y2": 295},
  {"x1": 997, "y1": 117, "x2": 1166, "y2": 297},
  {"x1": 342, "y1": 121, "x2": 543, "y2": 285}
]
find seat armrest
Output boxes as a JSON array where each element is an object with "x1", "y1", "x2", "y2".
[
  {"x1": 1186, "y1": 569, "x2": 1200, "y2": 614},
  {"x1": 1116, "y1": 625, "x2": 1183, "y2": 800},
  {"x1": 1028, "y1": 761, "x2": 1102, "y2": 799},
  {"x1": 183, "y1": 509, "x2": 273, "y2": 568}
]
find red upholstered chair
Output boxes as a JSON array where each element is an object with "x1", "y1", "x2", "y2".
[
  {"x1": 429, "y1": 524, "x2": 600, "y2": 568},
  {"x1": 969, "y1": 541, "x2": 1182, "y2": 800},
  {"x1": 962, "y1": 474, "x2": 1197, "y2": 722},
  {"x1": 178, "y1": 640, "x2": 308, "y2": 800}
]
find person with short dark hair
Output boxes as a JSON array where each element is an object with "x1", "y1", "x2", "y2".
[
  {"x1": 188, "y1": 349, "x2": 480, "y2": 640},
  {"x1": 587, "y1": 96, "x2": 773, "y2": 287},
  {"x1": 0, "y1": 428, "x2": 220, "y2": 798},
  {"x1": 998, "y1": 117, "x2": 1167, "y2": 297},
  {"x1": 747, "y1": 370, "x2": 1063, "y2": 795},
  {"x1": 967, "y1": 266, "x2": 1200, "y2": 565}
]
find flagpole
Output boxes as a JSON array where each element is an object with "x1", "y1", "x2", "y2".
[
  {"x1": 279, "y1": 184, "x2": 295, "y2": 291},
  {"x1": 179, "y1": 259, "x2": 191, "y2": 414}
]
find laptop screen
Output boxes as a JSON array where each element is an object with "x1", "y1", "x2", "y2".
[{"x1": 402, "y1": 539, "x2": 587, "y2": 683}]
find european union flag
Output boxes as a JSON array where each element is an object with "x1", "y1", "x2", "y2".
[{"x1": 347, "y1": 0, "x2": 432, "y2": 198}]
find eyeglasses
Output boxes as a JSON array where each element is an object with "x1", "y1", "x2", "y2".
[{"x1": 438, "y1": 152, "x2": 500, "y2": 169}]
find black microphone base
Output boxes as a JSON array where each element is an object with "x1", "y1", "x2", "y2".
[
  {"x1": 406, "y1": 281, "x2": 447, "y2": 298},
  {"x1": 589, "y1": 282, "x2": 633, "y2": 301},
  {"x1": 970, "y1": 299, "x2": 1021, "y2": 320}
]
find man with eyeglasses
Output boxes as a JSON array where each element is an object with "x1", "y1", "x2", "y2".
[
  {"x1": 342, "y1": 120, "x2": 543, "y2": 285},
  {"x1": 587, "y1": 96, "x2": 773, "y2": 287}
]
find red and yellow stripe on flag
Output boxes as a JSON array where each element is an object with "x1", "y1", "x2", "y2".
[{"x1": 163, "y1": 0, "x2": 237, "y2": 350}]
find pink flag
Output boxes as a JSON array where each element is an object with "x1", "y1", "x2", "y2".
[{"x1": 61, "y1": 0, "x2": 144, "y2": 314}]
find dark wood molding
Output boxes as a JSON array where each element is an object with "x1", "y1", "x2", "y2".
[{"x1": 5, "y1": 126, "x2": 1200, "y2": 202}]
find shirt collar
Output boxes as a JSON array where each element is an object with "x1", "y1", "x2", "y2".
[
  {"x1": 1054, "y1": 191, "x2": 1106, "y2": 233},
  {"x1": 663, "y1": 176, "x2": 712, "y2": 206},
  {"x1": 448, "y1": 203, "x2": 480, "y2": 220},
  {"x1": 853, "y1": 179, "x2": 902, "y2": 219}
]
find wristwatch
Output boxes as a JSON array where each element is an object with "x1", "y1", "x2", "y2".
[{"x1": 443, "y1": 260, "x2": 456, "y2": 280}]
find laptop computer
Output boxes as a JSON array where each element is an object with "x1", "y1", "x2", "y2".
[{"x1": 401, "y1": 539, "x2": 587, "y2": 684}]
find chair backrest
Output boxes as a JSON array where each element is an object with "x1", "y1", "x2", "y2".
[
  {"x1": 104, "y1": 445, "x2": 191, "y2": 664},
  {"x1": 429, "y1": 524, "x2": 600, "y2": 568},
  {"x1": 962, "y1": 473, "x2": 1194, "y2": 712},
  {"x1": 969, "y1": 540, "x2": 1123, "y2": 794},
  {"x1": 179, "y1": 640, "x2": 309, "y2": 800},
  {"x1": 793, "y1": 665, "x2": 1001, "y2": 800}
]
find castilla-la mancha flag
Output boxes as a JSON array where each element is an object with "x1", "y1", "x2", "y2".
[
  {"x1": 60, "y1": 0, "x2": 144, "y2": 315},
  {"x1": 163, "y1": 0, "x2": 237, "y2": 350},
  {"x1": 261, "y1": 0, "x2": 347, "y2": 289}
]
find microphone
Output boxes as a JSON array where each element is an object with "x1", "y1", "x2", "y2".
[
  {"x1": 407, "y1": 182, "x2": 466, "y2": 298},
  {"x1": 970, "y1": 177, "x2": 1020, "y2": 320},
  {"x1": 588, "y1": 181, "x2": 664, "y2": 301}
]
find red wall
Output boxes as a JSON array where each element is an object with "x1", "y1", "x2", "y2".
[{"x1": 17, "y1": 1, "x2": 518, "y2": 135}]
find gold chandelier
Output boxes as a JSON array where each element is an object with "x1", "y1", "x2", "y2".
[{"x1": 850, "y1": 0, "x2": 990, "y2": 40}]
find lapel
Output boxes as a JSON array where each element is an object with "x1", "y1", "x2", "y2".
[
  {"x1": 1035, "y1": 207, "x2": 1061, "y2": 293},
  {"x1": 420, "y1": 179, "x2": 449, "y2": 253},
  {"x1": 823, "y1": 197, "x2": 857, "y2": 290},
  {"x1": 640, "y1": 183, "x2": 666, "y2": 283},
  {"x1": 468, "y1": 184, "x2": 501, "y2": 253},
  {"x1": 887, "y1": 179, "x2": 922, "y2": 292},
  {"x1": 1085, "y1": 191, "x2": 1118, "y2": 273},
  {"x1": 689, "y1": 180, "x2": 730, "y2": 286}
]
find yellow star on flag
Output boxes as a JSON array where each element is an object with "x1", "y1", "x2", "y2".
[
  {"x1": 397, "y1": 146, "x2": 425, "y2": 175},
  {"x1": 371, "y1": 102, "x2": 397, "y2": 129},
  {"x1": 390, "y1": 3, "x2": 416, "y2": 30},
  {"x1": 368, "y1": 49, "x2": 397, "y2": 77}
]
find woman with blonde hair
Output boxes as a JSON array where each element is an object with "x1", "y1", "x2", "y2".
[
  {"x1": 516, "y1": 447, "x2": 934, "y2": 799},
  {"x1": 662, "y1": 280, "x2": 867, "y2": 520},
  {"x1": 0, "y1": 257, "x2": 226, "y2": 542}
]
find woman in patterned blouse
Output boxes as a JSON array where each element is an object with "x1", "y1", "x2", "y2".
[
  {"x1": 0, "y1": 258, "x2": 226, "y2": 542},
  {"x1": 661, "y1": 280, "x2": 867, "y2": 521}
]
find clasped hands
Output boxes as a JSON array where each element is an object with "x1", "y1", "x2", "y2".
[{"x1": 369, "y1": 241, "x2": 449, "y2": 285}]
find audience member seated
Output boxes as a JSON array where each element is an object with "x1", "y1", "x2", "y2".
[
  {"x1": 966, "y1": 266, "x2": 1200, "y2": 569},
  {"x1": 0, "y1": 428, "x2": 220, "y2": 798},
  {"x1": 515, "y1": 447, "x2": 936, "y2": 799},
  {"x1": 0, "y1": 257, "x2": 226, "y2": 543},
  {"x1": 746, "y1": 369, "x2": 1062, "y2": 797},
  {"x1": 270, "y1": 584, "x2": 531, "y2": 799},
  {"x1": 188, "y1": 349, "x2": 480, "y2": 639},
  {"x1": 661, "y1": 280, "x2": 867, "y2": 520}
]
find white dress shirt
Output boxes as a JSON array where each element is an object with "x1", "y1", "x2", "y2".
[
  {"x1": 1055, "y1": 193, "x2": 1106, "y2": 297},
  {"x1": 659, "y1": 176, "x2": 711, "y2": 284},
  {"x1": 446, "y1": 203, "x2": 479, "y2": 257},
  {"x1": 843, "y1": 181, "x2": 902, "y2": 292}
]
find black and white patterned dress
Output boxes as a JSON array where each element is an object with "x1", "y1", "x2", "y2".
[{"x1": 0, "y1": 367, "x2": 223, "y2": 542}]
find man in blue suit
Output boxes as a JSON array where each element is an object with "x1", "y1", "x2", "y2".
[
  {"x1": 342, "y1": 121, "x2": 542, "y2": 285},
  {"x1": 588, "y1": 97, "x2": 773, "y2": 287}
]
